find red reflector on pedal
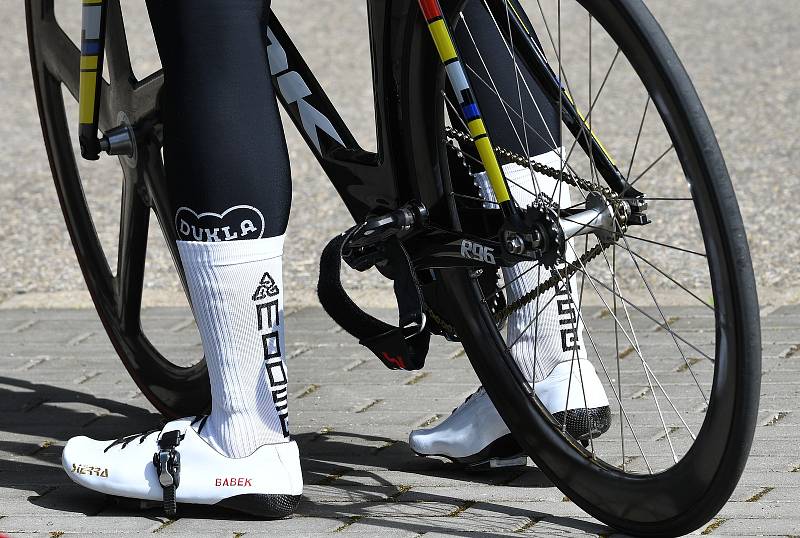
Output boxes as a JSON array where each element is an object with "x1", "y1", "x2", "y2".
[{"x1": 382, "y1": 352, "x2": 406, "y2": 369}]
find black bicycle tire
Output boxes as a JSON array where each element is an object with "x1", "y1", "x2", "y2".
[
  {"x1": 25, "y1": 0, "x2": 211, "y2": 418},
  {"x1": 416, "y1": 0, "x2": 761, "y2": 535}
]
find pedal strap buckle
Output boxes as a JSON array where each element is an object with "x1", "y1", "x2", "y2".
[{"x1": 152, "y1": 430, "x2": 182, "y2": 517}]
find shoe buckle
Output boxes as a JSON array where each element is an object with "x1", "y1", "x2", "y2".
[
  {"x1": 156, "y1": 449, "x2": 179, "y2": 487},
  {"x1": 152, "y1": 430, "x2": 183, "y2": 516}
]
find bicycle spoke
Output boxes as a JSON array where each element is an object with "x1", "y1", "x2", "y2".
[
  {"x1": 131, "y1": 70, "x2": 164, "y2": 124},
  {"x1": 454, "y1": 146, "x2": 540, "y2": 199},
  {"x1": 462, "y1": 63, "x2": 556, "y2": 169},
  {"x1": 39, "y1": 18, "x2": 83, "y2": 100},
  {"x1": 624, "y1": 197, "x2": 693, "y2": 202},
  {"x1": 617, "y1": 234, "x2": 709, "y2": 402},
  {"x1": 115, "y1": 158, "x2": 149, "y2": 328},
  {"x1": 629, "y1": 144, "x2": 674, "y2": 187},
  {"x1": 460, "y1": 14, "x2": 533, "y2": 171},
  {"x1": 562, "y1": 48, "x2": 621, "y2": 172},
  {"x1": 612, "y1": 245, "x2": 625, "y2": 470},
  {"x1": 590, "y1": 229, "x2": 710, "y2": 405},
  {"x1": 507, "y1": 288, "x2": 560, "y2": 350},
  {"x1": 137, "y1": 141, "x2": 193, "y2": 306},
  {"x1": 480, "y1": 0, "x2": 560, "y2": 150},
  {"x1": 504, "y1": 0, "x2": 535, "y2": 183},
  {"x1": 452, "y1": 191, "x2": 498, "y2": 206},
  {"x1": 615, "y1": 242, "x2": 714, "y2": 311},
  {"x1": 531, "y1": 265, "x2": 543, "y2": 384},
  {"x1": 557, "y1": 235, "x2": 596, "y2": 453},
  {"x1": 105, "y1": 1, "x2": 134, "y2": 85},
  {"x1": 627, "y1": 96, "x2": 650, "y2": 179},
  {"x1": 551, "y1": 264, "x2": 653, "y2": 472},
  {"x1": 443, "y1": 90, "x2": 472, "y2": 133},
  {"x1": 588, "y1": 13, "x2": 592, "y2": 124},
  {"x1": 595, "y1": 180, "x2": 711, "y2": 415},
  {"x1": 564, "y1": 245, "x2": 679, "y2": 462},
  {"x1": 501, "y1": 262, "x2": 544, "y2": 385},
  {"x1": 487, "y1": 264, "x2": 536, "y2": 301},
  {"x1": 569, "y1": 260, "x2": 714, "y2": 363},
  {"x1": 623, "y1": 234, "x2": 707, "y2": 258}
]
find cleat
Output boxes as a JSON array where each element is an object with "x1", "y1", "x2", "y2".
[{"x1": 62, "y1": 416, "x2": 303, "y2": 518}]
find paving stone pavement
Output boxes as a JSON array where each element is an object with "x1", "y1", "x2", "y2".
[{"x1": 0, "y1": 305, "x2": 797, "y2": 537}]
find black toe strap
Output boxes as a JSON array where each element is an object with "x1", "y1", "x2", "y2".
[{"x1": 318, "y1": 232, "x2": 430, "y2": 371}]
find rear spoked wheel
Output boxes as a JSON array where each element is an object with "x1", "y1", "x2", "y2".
[
  {"x1": 425, "y1": 0, "x2": 761, "y2": 535},
  {"x1": 26, "y1": 0, "x2": 210, "y2": 417}
]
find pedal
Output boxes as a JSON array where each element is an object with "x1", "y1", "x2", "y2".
[{"x1": 342, "y1": 202, "x2": 427, "y2": 271}]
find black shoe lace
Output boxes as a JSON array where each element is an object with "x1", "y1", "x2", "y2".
[
  {"x1": 104, "y1": 428, "x2": 160, "y2": 452},
  {"x1": 190, "y1": 414, "x2": 209, "y2": 434},
  {"x1": 103, "y1": 415, "x2": 208, "y2": 453}
]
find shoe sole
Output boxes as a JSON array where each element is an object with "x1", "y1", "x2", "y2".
[
  {"x1": 552, "y1": 406, "x2": 612, "y2": 441},
  {"x1": 110, "y1": 493, "x2": 301, "y2": 519},
  {"x1": 412, "y1": 433, "x2": 528, "y2": 470},
  {"x1": 216, "y1": 493, "x2": 302, "y2": 518}
]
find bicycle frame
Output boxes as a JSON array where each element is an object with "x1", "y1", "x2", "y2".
[
  {"x1": 77, "y1": 0, "x2": 642, "y2": 271},
  {"x1": 268, "y1": 0, "x2": 642, "y2": 266}
]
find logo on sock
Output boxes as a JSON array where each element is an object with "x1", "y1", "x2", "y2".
[
  {"x1": 252, "y1": 272, "x2": 280, "y2": 301},
  {"x1": 175, "y1": 205, "x2": 265, "y2": 242},
  {"x1": 252, "y1": 275, "x2": 290, "y2": 438},
  {"x1": 555, "y1": 283, "x2": 581, "y2": 353}
]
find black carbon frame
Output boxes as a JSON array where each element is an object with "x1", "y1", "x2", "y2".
[
  {"x1": 266, "y1": 0, "x2": 636, "y2": 272},
  {"x1": 266, "y1": 1, "x2": 444, "y2": 225}
]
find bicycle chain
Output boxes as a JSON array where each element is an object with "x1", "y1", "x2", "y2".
[
  {"x1": 427, "y1": 126, "x2": 615, "y2": 331},
  {"x1": 444, "y1": 126, "x2": 615, "y2": 199}
]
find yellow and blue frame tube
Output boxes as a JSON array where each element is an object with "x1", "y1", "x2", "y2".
[
  {"x1": 78, "y1": 0, "x2": 108, "y2": 160},
  {"x1": 417, "y1": 0, "x2": 516, "y2": 217}
]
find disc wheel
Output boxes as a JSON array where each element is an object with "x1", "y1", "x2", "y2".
[
  {"x1": 423, "y1": 0, "x2": 761, "y2": 535},
  {"x1": 26, "y1": 0, "x2": 210, "y2": 417}
]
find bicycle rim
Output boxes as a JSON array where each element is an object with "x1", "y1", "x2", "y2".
[{"x1": 425, "y1": 0, "x2": 761, "y2": 534}]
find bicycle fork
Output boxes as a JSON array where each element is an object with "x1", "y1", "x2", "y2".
[{"x1": 78, "y1": 0, "x2": 135, "y2": 161}]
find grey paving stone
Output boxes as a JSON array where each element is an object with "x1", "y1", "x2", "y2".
[
  {"x1": 1, "y1": 306, "x2": 799, "y2": 536},
  {"x1": 701, "y1": 517, "x2": 800, "y2": 535}
]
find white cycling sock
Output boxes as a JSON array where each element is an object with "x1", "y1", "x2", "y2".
[
  {"x1": 475, "y1": 151, "x2": 587, "y2": 384},
  {"x1": 177, "y1": 236, "x2": 290, "y2": 458}
]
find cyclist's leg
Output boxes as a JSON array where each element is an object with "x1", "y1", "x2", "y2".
[
  {"x1": 409, "y1": 1, "x2": 608, "y2": 464},
  {"x1": 152, "y1": 0, "x2": 293, "y2": 458},
  {"x1": 62, "y1": 0, "x2": 302, "y2": 517},
  {"x1": 454, "y1": 0, "x2": 590, "y2": 386}
]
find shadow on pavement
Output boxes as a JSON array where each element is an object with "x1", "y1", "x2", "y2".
[{"x1": 0, "y1": 375, "x2": 613, "y2": 536}]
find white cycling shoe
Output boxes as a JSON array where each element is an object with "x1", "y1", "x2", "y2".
[
  {"x1": 408, "y1": 360, "x2": 611, "y2": 468},
  {"x1": 62, "y1": 416, "x2": 303, "y2": 518}
]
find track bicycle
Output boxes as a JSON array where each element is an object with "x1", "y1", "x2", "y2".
[{"x1": 26, "y1": 0, "x2": 761, "y2": 535}]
